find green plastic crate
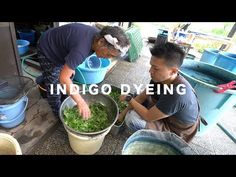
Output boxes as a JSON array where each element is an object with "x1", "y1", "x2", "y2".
[{"x1": 125, "y1": 27, "x2": 143, "y2": 62}]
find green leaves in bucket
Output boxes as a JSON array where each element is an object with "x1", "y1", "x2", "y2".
[
  {"x1": 63, "y1": 103, "x2": 109, "y2": 133},
  {"x1": 109, "y1": 89, "x2": 128, "y2": 113}
]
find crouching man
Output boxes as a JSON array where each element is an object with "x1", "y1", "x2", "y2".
[{"x1": 118, "y1": 42, "x2": 200, "y2": 143}]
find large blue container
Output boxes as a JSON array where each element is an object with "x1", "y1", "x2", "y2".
[
  {"x1": 214, "y1": 52, "x2": 236, "y2": 74},
  {"x1": 0, "y1": 96, "x2": 27, "y2": 121},
  {"x1": 18, "y1": 29, "x2": 35, "y2": 44},
  {"x1": 0, "y1": 96, "x2": 28, "y2": 128},
  {"x1": 74, "y1": 58, "x2": 111, "y2": 84},
  {"x1": 200, "y1": 48, "x2": 220, "y2": 65},
  {"x1": 179, "y1": 60, "x2": 236, "y2": 135},
  {"x1": 17, "y1": 40, "x2": 30, "y2": 56}
]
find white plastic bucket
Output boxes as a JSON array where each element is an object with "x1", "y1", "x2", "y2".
[
  {"x1": 0, "y1": 133, "x2": 22, "y2": 155},
  {"x1": 66, "y1": 127, "x2": 111, "y2": 155}
]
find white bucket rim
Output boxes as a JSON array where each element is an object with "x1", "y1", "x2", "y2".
[{"x1": 0, "y1": 133, "x2": 22, "y2": 155}]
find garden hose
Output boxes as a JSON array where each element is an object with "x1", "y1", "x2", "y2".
[
  {"x1": 21, "y1": 55, "x2": 41, "y2": 78},
  {"x1": 21, "y1": 55, "x2": 89, "y2": 91}
]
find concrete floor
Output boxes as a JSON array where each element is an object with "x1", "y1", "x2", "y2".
[{"x1": 1, "y1": 44, "x2": 236, "y2": 155}]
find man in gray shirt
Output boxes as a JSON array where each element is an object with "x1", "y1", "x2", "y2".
[{"x1": 119, "y1": 42, "x2": 200, "y2": 143}]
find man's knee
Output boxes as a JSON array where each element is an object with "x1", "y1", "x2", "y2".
[
  {"x1": 125, "y1": 110, "x2": 136, "y2": 126},
  {"x1": 125, "y1": 110, "x2": 146, "y2": 131}
]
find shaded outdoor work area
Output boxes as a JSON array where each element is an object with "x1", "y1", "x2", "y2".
[
  {"x1": 1, "y1": 22, "x2": 236, "y2": 155},
  {"x1": 1, "y1": 42, "x2": 236, "y2": 155}
]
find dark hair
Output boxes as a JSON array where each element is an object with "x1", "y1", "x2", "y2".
[
  {"x1": 98, "y1": 26, "x2": 130, "y2": 48},
  {"x1": 150, "y1": 42, "x2": 185, "y2": 68}
]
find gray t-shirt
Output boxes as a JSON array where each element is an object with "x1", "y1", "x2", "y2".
[
  {"x1": 149, "y1": 74, "x2": 199, "y2": 124},
  {"x1": 38, "y1": 23, "x2": 99, "y2": 70}
]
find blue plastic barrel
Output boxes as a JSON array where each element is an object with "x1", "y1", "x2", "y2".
[
  {"x1": 179, "y1": 60, "x2": 236, "y2": 135},
  {"x1": 74, "y1": 58, "x2": 111, "y2": 84},
  {"x1": 214, "y1": 51, "x2": 236, "y2": 74},
  {"x1": 200, "y1": 48, "x2": 220, "y2": 65}
]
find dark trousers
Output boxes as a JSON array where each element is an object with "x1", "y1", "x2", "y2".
[{"x1": 37, "y1": 48, "x2": 68, "y2": 118}]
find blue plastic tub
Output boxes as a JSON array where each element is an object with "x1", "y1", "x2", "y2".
[
  {"x1": 74, "y1": 58, "x2": 111, "y2": 84},
  {"x1": 0, "y1": 96, "x2": 27, "y2": 121},
  {"x1": 18, "y1": 29, "x2": 35, "y2": 44},
  {"x1": 17, "y1": 40, "x2": 30, "y2": 56},
  {"x1": 0, "y1": 96, "x2": 28, "y2": 128},
  {"x1": 179, "y1": 60, "x2": 236, "y2": 135},
  {"x1": 214, "y1": 51, "x2": 236, "y2": 74},
  {"x1": 200, "y1": 48, "x2": 220, "y2": 65}
]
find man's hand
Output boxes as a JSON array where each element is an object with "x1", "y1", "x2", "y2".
[
  {"x1": 77, "y1": 100, "x2": 91, "y2": 120},
  {"x1": 116, "y1": 111, "x2": 126, "y2": 124},
  {"x1": 60, "y1": 64, "x2": 91, "y2": 120},
  {"x1": 119, "y1": 95, "x2": 127, "y2": 102}
]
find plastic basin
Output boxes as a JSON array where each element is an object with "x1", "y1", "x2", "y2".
[
  {"x1": 214, "y1": 51, "x2": 236, "y2": 74},
  {"x1": 66, "y1": 127, "x2": 110, "y2": 155},
  {"x1": 179, "y1": 60, "x2": 236, "y2": 135},
  {"x1": 122, "y1": 130, "x2": 197, "y2": 155},
  {"x1": 59, "y1": 93, "x2": 118, "y2": 154},
  {"x1": 200, "y1": 48, "x2": 220, "y2": 65},
  {"x1": 0, "y1": 133, "x2": 22, "y2": 155},
  {"x1": 0, "y1": 96, "x2": 28, "y2": 128},
  {"x1": 85, "y1": 54, "x2": 101, "y2": 69},
  {"x1": 0, "y1": 96, "x2": 28, "y2": 121},
  {"x1": 74, "y1": 58, "x2": 111, "y2": 84},
  {"x1": 17, "y1": 40, "x2": 30, "y2": 56}
]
